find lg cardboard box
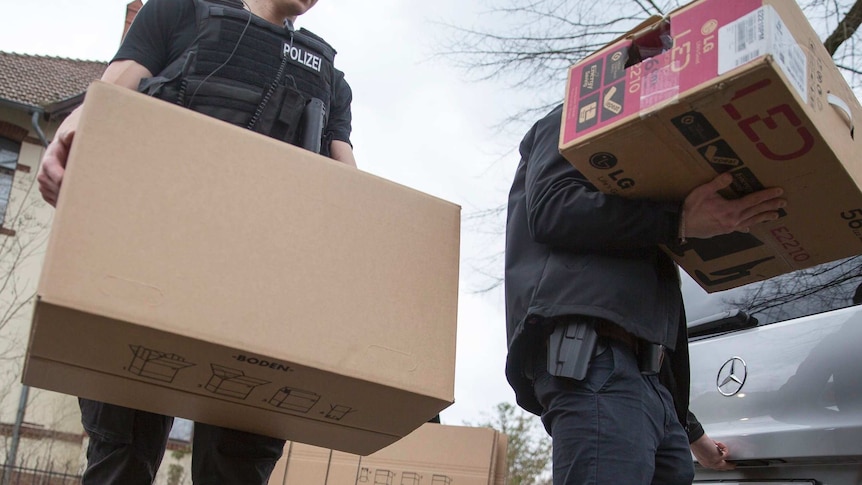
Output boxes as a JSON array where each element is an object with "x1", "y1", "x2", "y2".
[
  {"x1": 23, "y1": 81, "x2": 460, "y2": 455},
  {"x1": 268, "y1": 424, "x2": 509, "y2": 485},
  {"x1": 560, "y1": 0, "x2": 862, "y2": 292}
]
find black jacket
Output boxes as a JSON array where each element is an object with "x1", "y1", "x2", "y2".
[{"x1": 504, "y1": 104, "x2": 700, "y2": 438}]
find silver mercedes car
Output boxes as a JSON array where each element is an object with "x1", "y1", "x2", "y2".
[{"x1": 687, "y1": 256, "x2": 862, "y2": 484}]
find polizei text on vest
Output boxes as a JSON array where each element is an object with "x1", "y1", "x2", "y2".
[{"x1": 283, "y1": 43, "x2": 322, "y2": 72}]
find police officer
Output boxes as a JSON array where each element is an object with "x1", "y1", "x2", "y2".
[
  {"x1": 504, "y1": 104, "x2": 782, "y2": 484},
  {"x1": 37, "y1": 0, "x2": 354, "y2": 483}
]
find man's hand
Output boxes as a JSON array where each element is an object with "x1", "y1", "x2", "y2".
[
  {"x1": 37, "y1": 127, "x2": 76, "y2": 207},
  {"x1": 36, "y1": 60, "x2": 153, "y2": 207},
  {"x1": 682, "y1": 173, "x2": 785, "y2": 240},
  {"x1": 690, "y1": 434, "x2": 735, "y2": 470}
]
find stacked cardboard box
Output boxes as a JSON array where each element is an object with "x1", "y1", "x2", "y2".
[
  {"x1": 268, "y1": 424, "x2": 508, "y2": 485},
  {"x1": 560, "y1": 0, "x2": 862, "y2": 292},
  {"x1": 23, "y1": 81, "x2": 461, "y2": 455}
]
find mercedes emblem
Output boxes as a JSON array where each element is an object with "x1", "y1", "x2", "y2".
[{"x1": 716, "y1": 357, "x2": 747, "y2": 397}]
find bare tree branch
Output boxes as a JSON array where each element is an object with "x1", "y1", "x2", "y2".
[
  {"x1": 836, "y1": 62, "x2": 862, "y2": 75},
  {"x1": 824, "y1": 0, "x2": 862, "y2": 54}
]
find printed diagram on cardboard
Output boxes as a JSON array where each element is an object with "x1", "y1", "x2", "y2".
[
  {"x1": 323, "y1": 403, "x2": 354, "y2": 421},
  {"x1": 268, "y1": 386, "x2": 321, "y2": 413},
  {"x1": 375, "y1": 470, "x2": 395, "y2": 485},
  {"x1": 266, "y1": 386, "x2": 356, "y2": 420},
  {"x1": 128, "y1": 345, "x2": 195, "y2": 383},
  {"x1": 357, "y1": 468, "x2": 453, "y2": 485},
  {"x1": 206, "y1": 364, "x2": 270, "y2": 399},
  {"x1": 400, "y1": 472, "x2": 420, "y2": 485}
]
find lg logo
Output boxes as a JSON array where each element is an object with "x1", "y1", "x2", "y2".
[
  {"x1": 590, "y1": 152, "x2": 635, "y2": 190},
  {"x1": 589, "y1": 152, "x2": 618, "y2": 170}
]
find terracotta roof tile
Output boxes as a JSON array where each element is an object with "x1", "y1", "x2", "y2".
[{"x1": 0, "y1": 52, "x2": 107, "y2": 110}]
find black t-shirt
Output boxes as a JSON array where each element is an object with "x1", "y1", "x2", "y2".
[{"x1": 114, "y1": 0, "x2": 352, "y2": 147}]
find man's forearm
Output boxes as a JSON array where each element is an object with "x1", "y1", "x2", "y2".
[{"x1": 330, "y1": 140, "x2": 356, "y2": 167}]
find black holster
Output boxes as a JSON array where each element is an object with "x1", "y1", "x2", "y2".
[{"x1": 547, "y1": 319, "x2": 599, "y2": 381}]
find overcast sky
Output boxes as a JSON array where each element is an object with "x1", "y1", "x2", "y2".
[{"x1": 0, "y1": 0, "x2": 539, "y2": 427}]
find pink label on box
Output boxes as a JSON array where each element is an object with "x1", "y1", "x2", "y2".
[{"x1": 563, "y1": 0, "x2": 763, "y2": 145}]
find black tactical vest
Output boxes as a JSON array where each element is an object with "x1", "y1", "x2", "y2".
[{"x1": 138, "y1": 0, "x2": 338, "y2": 156}]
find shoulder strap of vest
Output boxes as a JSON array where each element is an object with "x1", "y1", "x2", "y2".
[
  {"x1": 297, "y1": 28, "x2": 337, "y2": 56},
  {"x1": 199, "y1": 0, "x2": 244, "y2": 8}
]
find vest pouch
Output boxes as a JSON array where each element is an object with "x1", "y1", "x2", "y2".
[
  {"x1": 139, "y1": 76, "x2": 177, "y2": 100},
  {"x1": 180, "y1": 77, "x2": 263, "y2": 128},
  {"x1": 139, "y1": 50, "x2": 197, "y2": 104},
  {"x1": 251, "y1": 84, "x2": 307, "y2": 144}
]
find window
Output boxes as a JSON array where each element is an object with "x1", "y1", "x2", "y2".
[
  {"x1": 684, "y1": 255, "x2": 862, "y2": 328},
  {"x1": 0, "y1": 136, "x2": 20, "y2": 229},
  {"x1": 169, "y1": 417, "x2": 193, "y2": 443}
]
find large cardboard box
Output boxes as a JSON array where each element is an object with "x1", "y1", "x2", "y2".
[
  {"x1": 23, "y1": 81, "x2": 460, "y2": 455},
  {"x1": 268, "y1": 424, "x2": 509, "y2": 485},
  {"x1": 559, "y1": 0, "x2": 862, "y2": 292}
]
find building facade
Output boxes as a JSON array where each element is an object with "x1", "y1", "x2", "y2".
[{"x1": 0, "y1": 3, "x2": 195, "y2": 483}]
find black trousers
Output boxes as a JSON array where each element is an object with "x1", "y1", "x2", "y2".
[
  {"x1": 532, "y1": 337, "x2": 694, "y2": 485},
  {"x1": 79, "y1": 399, "x2": 285, "y2": 485}
]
